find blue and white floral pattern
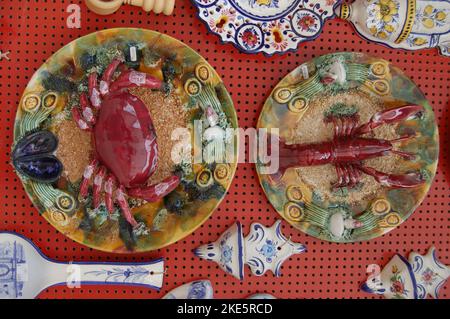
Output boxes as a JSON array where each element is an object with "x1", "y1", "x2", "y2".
[
  {"x1": 187, "y1": 281, "x2": 210, "y2": 299},
  {"x1": 193, "y1": 222, "x2": 245, "y2": 280},
  {"x1": 163, "y1": 280, "x2": 214, "y2": 299},
  {"x1": 0, "y1": 241, "x2": 26, "y2": 299},
  {"x1": 219, "y1": 231, "x2": 234, "y2": 273},
  {"x1": 258, "y1": 239, "x2": 278, "y2": 262},
  {"x1": 84, "y1": 266, "x2": 154, "y2": 283},
  {"x1": 245, "y1": 220, "x2": 306, "y2": 276},
  {"x1": 192, "y1": 0, "x2": 341, "y2": 55}
]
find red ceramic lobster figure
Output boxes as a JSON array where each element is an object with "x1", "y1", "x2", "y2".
[
  {"x1": 276, "y1": 105, "x2": 426, "y2": 189},
  {"x1": 72, "y1": 59, "x2": 180, "y2": 228}
]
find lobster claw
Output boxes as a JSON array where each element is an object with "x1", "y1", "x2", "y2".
[
  {"x1": 355, "y1": 105, "x2": 425, "y2": 135},
  {"x1": 356, "y1": 165, "x2": 426, "y2": 188}
]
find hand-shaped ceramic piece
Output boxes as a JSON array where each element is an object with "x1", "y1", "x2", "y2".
[
  {"x1": 361, "y1": 246, "x2": 449, "y2": 299},
  {"x1": 194, "y1": 220, "x2": 306, "y2": 280}
]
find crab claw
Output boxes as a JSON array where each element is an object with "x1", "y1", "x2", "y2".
[
  {"x1": 127, "y1": 175, "x2": 180, "y2": 202},
  {"x1": 355, "y1": 105, "x2": 425, "y2": 135},
  {"x1": 116, "y1": 185, "x2": 138, "y2": 228},
  {"x1": 79, "y1": 159, "x2": 99, "y2": 199},
  {"x1": 71, "y1": 106, "x2": 91, "y2": 131},
  {"x1": 80, "y1": 93, "x2": 96, "y2": 126},
  {"x1": 88, "y1": 72, "x2": 101, "y2": 109},
  {"x1": 99, "y1": 58, "x2": 122, "y2": 96},
  {"x1": 93, "y1": 166, "x2": 107, "y2": 208},
  {"x1": 104, "y1": 174, "x2": 116, "y2": 214},
  {"x1": 109, "y1": 70, "x2": 163, "y2": 92},
  {"x1": 356, "y1": 165, "x2": 426, "y2": 188}
]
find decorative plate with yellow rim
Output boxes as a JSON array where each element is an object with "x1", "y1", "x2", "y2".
[
  {"x1": 12, "y1": 28, "x2": 238, "y2": 253},
  {"x1": 256, "y1": 52, "x2": 438, "y2": 242}
]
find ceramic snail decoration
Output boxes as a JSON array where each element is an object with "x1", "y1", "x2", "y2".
[
  {"x1": 194, "y1": 220, "x2": 306, "y2": 280},
  {"x1": 71, "y1": 58, "x2": 180, "y2": 230},
  {"x1": 85, "y1": 0, "x2": 175, "y2": 15},
  {"x1": 275, "y1": 103, "x2": 426, "y2": 189},
  {"x1": 361, "y1": 247, "x2": 450, "y2": 299},
  {"x1": 335, "y1": 0, "x2": 450, "y2": 57}
]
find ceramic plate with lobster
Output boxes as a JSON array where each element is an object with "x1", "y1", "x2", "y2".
[{"x1": 256, "y1": 52, "x2": 438, "y2": 242}]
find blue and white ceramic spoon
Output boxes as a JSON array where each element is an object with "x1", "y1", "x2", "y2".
[{"x1": 0, "y1": 232, "x2": 164, "y2": 299}]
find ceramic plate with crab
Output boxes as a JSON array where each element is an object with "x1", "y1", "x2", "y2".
[
  {"x1": 12, "y1": 28, "x2": 238, "y2": 253},
  {"x1": 256, "y1": 52, "x2": 438, "y2": 242},
  {"x1": 191, "y1": 0, "x2": 342, "y2": 55}
]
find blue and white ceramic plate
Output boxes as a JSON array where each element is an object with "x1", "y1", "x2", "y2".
[{"x1": 191, "y1": 0, "x2": 342, "y2": 55}]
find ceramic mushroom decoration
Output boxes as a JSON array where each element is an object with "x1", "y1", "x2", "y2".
[
  {"x1": 85, "y1": 0, "x2": 175, "y2": 15},
  {"x1": 194, "y1": 220, "x2": 306, "y2": 280},
  {"x1": 361, "y1": 247, "x2": 450, "y2": 299},
  {"x1": 335, "y1": 0, "x2": 450, "y2": 56}
]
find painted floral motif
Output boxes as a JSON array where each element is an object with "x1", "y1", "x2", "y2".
[
  {"x1": 390, "y1": 265, "x2": 409, "y2": 298},
  {"x1": 85, "y1": 266, "x2": 151, "y2": 283},
  {"x1": 219, "y1": 232, "x2": 233, "y2": 267},
  {"x1": 340, "y1": 0, "x2": 450, "y2": 56},
  {"x1": 0, "y1": 241, "x2": 26, "y2": 299},
  {"x1": 269, "y1": 21, "x2": 288, "y2": 50},
  {"x1": 416, "y1": 4, "x2": 448, "y2": 29},
  {"x1": 297, "y1": 15, "x2": 318, "y2": 32},
  {"x1": 240, "y1": 27, "x2": 260, "y2": 49},
  {"x1": 421, "y1": 267, "x2": 438, "y2": 286},
  {"x1": 187, "y1": 281, "x2": 209, "y2": 299},
  {"x1": 250, "y1": 0, "x2": 279, "y2": 8},
  {"x1": 258, "y1": 239, "x2": 278, "y2": 262},
  {"x1": 406, "y1": 35, "x2": 429, "y2": 47},
  {"x1": 192, "y1": 0, "x2": 340, "y2": 55},
  {"x1": 367, "y1": 0, "x2": 400, "y2": 40},
  {"x1": 209, "y1": 8, "x2": 237, "y2": 33}
]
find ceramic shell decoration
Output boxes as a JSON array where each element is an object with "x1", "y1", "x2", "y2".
[
  {"x1": 194, "y1": 221, "x2": 306, "y2": 280},
  {"x1": 191, "y1": 0, "x2": 342, "y2": 55},
  {"x1": 361, "y1": 247, "x2": 450, "y2": 299},
  {"x1": 256, "y1": 52, "x2": 439, "y2": 243},
  {"x1": 12, "y1": 28, "x2": 238, "y2": 253},
  {"x1": 336, "y1": 0, "x2": 450, "y2": 57}
]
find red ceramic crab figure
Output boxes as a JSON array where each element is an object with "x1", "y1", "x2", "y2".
[
  {"x1": 72, "y1": 59, "x2": 180, "y2": 228},
  {"x1": 275, "y1": 105, "x2": 426, "y2": 189}
]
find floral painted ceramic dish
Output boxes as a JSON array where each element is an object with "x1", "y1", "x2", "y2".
[
  {"x1": 191, "y1": 0, "x2": 342, "y2": 55},
  {"x1": 12, "y1": 28, "x2": 238, "y2": 253},
  {"x1": 335, "y1": 0, "x2": 450, "y2": 57},
  {"x1": 256, "y1": 52, "x2": 438, "y2": 243}
]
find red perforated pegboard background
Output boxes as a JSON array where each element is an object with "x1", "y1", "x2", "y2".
[{"x1": 0, "y1": 0, "x2": 449, "y2": 299}]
